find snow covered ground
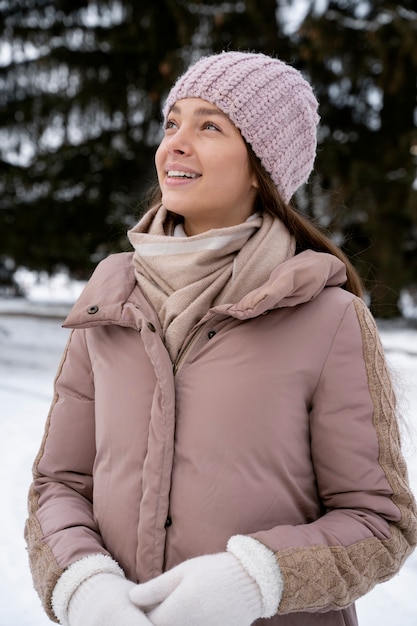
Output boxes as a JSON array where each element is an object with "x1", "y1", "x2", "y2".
[{"x1": 0, "y1": 287, "x2": 416, "y2": 625}]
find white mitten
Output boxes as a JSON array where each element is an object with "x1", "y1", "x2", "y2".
[
  {"x1": 129, "y1": 552, "x2": 263, "y2": 626},
  {"x1": 67, "y1": 572, "x2": 153, "y2": 626}
]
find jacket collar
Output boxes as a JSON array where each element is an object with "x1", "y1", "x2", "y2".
[
  {"x1": 210, "y1": 249, "x2": 347, "y2": 321},
  {"x1": 63, "y1": 249, "x2": 347, "y2": 329},
  {"x1": 63, "y1": 252, "x2": 155, "y2": 330}
]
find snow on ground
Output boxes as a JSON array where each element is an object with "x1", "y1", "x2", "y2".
[{"x1": 0, "y1": 287, "x2": 416, "y2": 625}]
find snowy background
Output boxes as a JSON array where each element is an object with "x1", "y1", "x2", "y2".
[{"x1": 0, "y1": 274, "x2": 416, "y2": 625}]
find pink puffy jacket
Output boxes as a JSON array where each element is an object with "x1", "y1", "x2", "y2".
[{"x1": 25, "y1": 250, "x2": 417, "y2": 625}]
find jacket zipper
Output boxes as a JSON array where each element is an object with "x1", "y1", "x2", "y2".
[{"x1": 172, "y1": 320, "x2": 211, "y2": 376}]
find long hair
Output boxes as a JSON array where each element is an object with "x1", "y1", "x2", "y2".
[
  {"x1": 246, "y1": 144, "x2": 364, "y2": 297},
  {"x1": 142, "y1": 145, "x2": 364, "y2": 297}
]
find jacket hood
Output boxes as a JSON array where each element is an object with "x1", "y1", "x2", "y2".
[{"x1": 63, "y1": 249, "x2": 347, "y2": 329}]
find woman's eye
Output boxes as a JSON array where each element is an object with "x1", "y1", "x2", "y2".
[
  {"x1": 204, "y1": 122, "x2": 220, "y2": 131},
  {"x1": 165, "y1": 120, "x2": 177, "y2": 130}
]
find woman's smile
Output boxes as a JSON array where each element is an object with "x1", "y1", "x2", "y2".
[
  {"x1": 155, "y1": 97, "x2": 258, "y2": 235},
  {"x1": 164, "y1": 163, "x2": 202, "y2": 185}
]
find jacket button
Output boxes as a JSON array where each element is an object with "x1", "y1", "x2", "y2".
[
  {"x1": 87, "y1": 305, "x2": 99, "y2": 314},
  {"x1": 147, "y1": 322, "x2": 156, "y2": 332},
  {"x1": 164, "y1": 516, "x2": 172, "y2": 528},
  {"x1": 207, "y1": 330, "x2": 216, "y2": 339}
]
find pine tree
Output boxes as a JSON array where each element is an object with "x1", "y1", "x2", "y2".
[
  {"x1": 294, "y1": 0, "x2": 417, "y2": 317},
  {"x1": 0, "y1": 0, "x2": 281, "y2": 277},
  {"x1": 2, "y1": 1, "x2": 415, "y2": 318}
]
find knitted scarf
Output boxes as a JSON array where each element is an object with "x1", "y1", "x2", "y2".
[{"x1": 128, "y1": 206, "x2": 295, "y2": 361}]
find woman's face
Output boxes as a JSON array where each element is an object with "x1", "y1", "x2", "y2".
[{"x1": 155, "y1": 98, "x2": 258, "y2": 235}]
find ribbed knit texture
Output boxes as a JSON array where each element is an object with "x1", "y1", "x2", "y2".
[
  {"x1": 128, "y1": 206, "x2": 295, "y2": 360},
  {"x1": 129, "y1": 552, "x2": 263, "y2": 626},
  {"x1": 67, "y1": 573, "x2": 152, "y2": 626},
  {"x1": 163, "y1": 51, "x2": 319, "y2": 202}
]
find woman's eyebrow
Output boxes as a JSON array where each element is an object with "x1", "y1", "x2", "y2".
[
  {"x1": 193, "y1": 107, "x2": 229, "y2": 118},
  {"x1": 169, "y1": 104, "x2": 229, "y2": 119}
]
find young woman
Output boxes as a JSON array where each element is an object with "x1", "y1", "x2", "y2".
[{"x1": 25, "y1": 51, "x2": 417, "y2": 626}]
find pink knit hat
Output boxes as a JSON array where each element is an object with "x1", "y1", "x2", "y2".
[{"x1": 163, "y1": 51, "x2": 319, "y2": 203}]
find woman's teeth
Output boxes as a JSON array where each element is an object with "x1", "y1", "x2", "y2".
[{"x1": 167, "y1": 170, "x2": 199, "y2": 179}]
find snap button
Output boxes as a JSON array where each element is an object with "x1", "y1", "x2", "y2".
[
  {"x1": 147, "y1": 322, "x2": 156, "y2": 332},
  {"x1": 207, "y1": 330, "x2": 216, "y2": 339},
  {"x1": 164, "y1": 516, "x2": 172, "y2": 528},
  {"x1": 87, "y1": 305, "x2": 99, "y2": 315}
]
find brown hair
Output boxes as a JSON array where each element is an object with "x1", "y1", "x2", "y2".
[
  {"x1": 143, "y1": 145, "x2": 363, "y2": 297},
  {"x1": 247, "y1": 144, "x2": 364, "y2": 297}
]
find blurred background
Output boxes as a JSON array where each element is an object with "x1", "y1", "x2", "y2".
[{"x1": 1, "y1": 0, "x2": 417, "y2": 319}]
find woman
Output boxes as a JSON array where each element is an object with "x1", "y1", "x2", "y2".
[{"x1": 25, "y1": 51, "x2": 417, "y2": 626}]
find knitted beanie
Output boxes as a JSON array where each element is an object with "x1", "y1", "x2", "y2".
[{"x1": 163, "y1": 51, "x2": 319, "y2": 203}]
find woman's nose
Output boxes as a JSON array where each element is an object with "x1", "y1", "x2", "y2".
[{"x1": 165, "y1": 127, "x2": 193, "y2": 155}]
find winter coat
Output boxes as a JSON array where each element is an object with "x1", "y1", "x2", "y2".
[{"x1": 25, "y1": 249, "x2": 417, "y2": 626}]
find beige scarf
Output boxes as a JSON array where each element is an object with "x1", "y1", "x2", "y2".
[{"x1": 128, "y1": 206, "x2": 295, "y2": 360}]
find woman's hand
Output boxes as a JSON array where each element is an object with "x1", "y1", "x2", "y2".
[
  {"x1": 68, "y1": 573, "x2": 154, "y2": 626},
  {"x1": 129, "y1": 552, "x2": 263, "y2": 626}
]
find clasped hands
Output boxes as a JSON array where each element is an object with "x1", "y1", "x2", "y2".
[
  {"x1": 68, "y1": 552, "x2": 262, "y2": 626},
  {"x1": 129, "y1": 552, "x2": 262, "y2": 626}
]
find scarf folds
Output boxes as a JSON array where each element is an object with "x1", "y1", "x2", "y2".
[{"x1": 128, "y1": 206, "x2": 295, "y2": 361}]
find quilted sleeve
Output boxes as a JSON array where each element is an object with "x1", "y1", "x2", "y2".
[{"x1": 251, "y1": 297, "x2": 417, "y2": 614}]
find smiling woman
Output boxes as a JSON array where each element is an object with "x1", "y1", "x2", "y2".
[
  {"x1": 25, "y1": 51, "x2": 417, "y2": 626},
  {"x1": 155, "y1": 98, "x2": 258, "y2": 234}
]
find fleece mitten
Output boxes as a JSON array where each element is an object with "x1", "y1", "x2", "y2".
[
  {"x1": 67, "y1": 573, "x2": 153, "y2": 626},
  {"x1": 130, "y1": 543, "x2": 282, "y2": 626},
  {"x1": 52, "y1": 554, "x2": 152, "y2": 626}
]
